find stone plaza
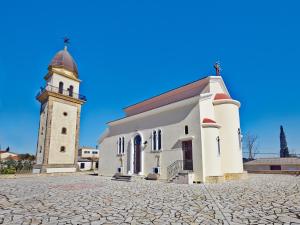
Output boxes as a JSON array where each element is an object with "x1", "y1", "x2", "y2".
[{"x1": 0, "y1": 174, "x2": 299, "y2": 225}]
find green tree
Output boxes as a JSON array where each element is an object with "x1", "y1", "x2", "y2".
[{"x1": 280, "y1": 126, "x2": 289, "y2": 158}]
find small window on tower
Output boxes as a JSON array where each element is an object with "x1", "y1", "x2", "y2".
[
  {"x1": 61, "y1": 127, "x2": 67, "y2": 134},
  {"x1": 60, "y1": 146, "x2": 66, "y2": 152},
  {"x1": 63, "y1": 112, "x2": 68, "y2": 116}
]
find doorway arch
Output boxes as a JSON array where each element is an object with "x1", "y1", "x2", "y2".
[{"x1": 133, "y1": 134, "x2": 142, "y2": 174}]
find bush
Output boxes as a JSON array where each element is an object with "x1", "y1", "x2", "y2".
[{"x1": 0, "y1": 167, "x2": 16, "y2": 174}]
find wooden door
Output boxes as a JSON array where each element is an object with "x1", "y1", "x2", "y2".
[
  {"x1": 182, "y1": 140, "x2": 193, "y2": 170},
  {"x1": 134, "y1": 135, "x2": 142, "y2": 174}
]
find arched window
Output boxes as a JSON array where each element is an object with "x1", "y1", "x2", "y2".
[
  {"x1": 216, "y1": 136, "x2": 220, "y2": 156},
  {"x1": 122, "y1": 137, "x2": 125, "y2": 154},
  {"x1": 152, "y1": 130, "x2": 157, "y2": 150},
  {"x1": 59, "y1": 82, "x2": 64, "y2": 94},
  {"x1": 118, "y1": 137, "x2": 122, "y2": 155},
  {"x1": 60, "y1": 146, "x2": 66, "y2": 152},
  {"x1": 61, "y1": 127, "x2": 67, "y2": 134},
  {"x1": 158, "y1": 129, "x2": 162, "y2": 150},
  {"x1": 69, "y1": 85, "x2": 73, "y2": 97}
]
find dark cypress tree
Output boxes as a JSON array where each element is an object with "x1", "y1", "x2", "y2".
[{"x1": 280, "y1": 126, "x2": 289, "y2": 157}]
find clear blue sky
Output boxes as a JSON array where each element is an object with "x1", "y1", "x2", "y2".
[{"x1": 0, "y1": 0, "x2": 299, "y2": 156}]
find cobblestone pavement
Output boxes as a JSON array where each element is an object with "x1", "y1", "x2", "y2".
[{"x1": 0, "y1": 174, "x2": 299, "y2": 225}]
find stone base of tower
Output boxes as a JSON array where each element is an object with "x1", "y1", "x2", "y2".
[{"x1": 33, "y1": 164, "x2": 78, "y2": 174}]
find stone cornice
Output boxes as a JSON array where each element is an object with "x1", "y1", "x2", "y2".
[
  {"x1": 213, "y1": 99, "x2": 241, "y2": 108},
  {"x1": 44, "y1": 67, "x2": 81, "y2": 83},
  {"x1": 202, "y1": 123, "x2": 221, "y2": 129},
  {"x1": 37, "y1": 91, "x2": 85, "y2": 105}
]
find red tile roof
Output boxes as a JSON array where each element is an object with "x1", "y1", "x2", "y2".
[
  {"x1": 214, "y1": 93, "x2": 231, "y2": 100},
  {"x1": 202, "y1": 118, "x2": 216, "y2": 123},
  {"x1": 124, "y1": 76, "x2": 210, "y2": 117}
]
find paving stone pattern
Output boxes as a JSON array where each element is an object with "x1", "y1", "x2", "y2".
[{"x1": 0, "y1": 174, "x2": 299, "y2": 225}]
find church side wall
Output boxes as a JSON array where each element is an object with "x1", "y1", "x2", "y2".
[{"x1": 99, "y1": 100, "x2": 202, "y2": 180}]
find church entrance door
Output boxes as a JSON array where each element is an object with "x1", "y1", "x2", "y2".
[
  {"x1": 134, "y1": 135, "x2": 142, "y2": 174},
  {"x1": 182, "y1": 140, "x2": 193, "y2": 171}
]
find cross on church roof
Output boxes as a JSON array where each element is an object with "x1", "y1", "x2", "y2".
[{"x1": 214, "y1": 61, "x2": 221, "y2": 76}]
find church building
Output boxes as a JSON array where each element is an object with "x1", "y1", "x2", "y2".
[
  {"x1": 34, "y1": 45, "x2": 86, "y2": 173},
  {"x1": 98, "y1": 65, "x2": 244, "y2": 183}
]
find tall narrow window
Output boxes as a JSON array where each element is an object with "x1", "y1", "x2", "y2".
[
  {"x1": 216, "y1": 136, "x2": 221, "y2": 156},
  {"x1": 153, "y1": 130, "x2": 157, "y2": 150},
  {"x1": 122, "y1": 137, "x2": 125, "y2": 154},
  {"x1": 185, "y1": 125, "x2": 189, "y2": 135},
  {"x1": 59, "y1": 82, "x2": 64, "y2": 94},
  {"x1": 69, "y1": 85, "x2": 74, "y2": 97},
  {"x1": 158, "y1": 129, "x2": 162, "y2": 150},
  {"x1": 118, "y1": 137, "x2": 122, "y2": 155},
  {"x1": 61, "y1": 127, "x2": 67, "y2": 134}
]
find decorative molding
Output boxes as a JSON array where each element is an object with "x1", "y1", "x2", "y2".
[
  {"x1": 44, "y1": 67, "x2": 81, "y2": 82},
  {"x1": 213, "y1": 99, "x2": 241, "y2": 108},
  {"x1": 202, "y1": 123, "x2": 221, "y2": 129},
  {"x1": 37, "y1": 90, "x2": 85, "y2": 105},
  {"x1": 178, "y1": 136, "x2": 195, "y2": 141}
]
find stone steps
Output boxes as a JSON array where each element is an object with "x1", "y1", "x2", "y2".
[
  {"x1": 169, "y1": 171, "x2": 194, "y2": 184},
  {"x1": 111, "y1": 175, "x2": 132, "y2": 182}
]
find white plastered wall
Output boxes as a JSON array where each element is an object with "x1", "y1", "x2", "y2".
[
  {"x1": 48, "y1": 101, "x2": 78, "y2": 165},
  {"x1": 202, "y1": 126, "x2": 223, "y2": 179},
  {"x1": 47, "y1": 73, "x2": 80, "y2": 94},
  {"x1": 214, "y1": 101, "x2": 243, "y2": 174},
  {"x1": 36, "y1": 102, "x2": 48, "y2": 165},
  {"x1": 99, "y1": 97, "x2": 203, "y2": 180}
]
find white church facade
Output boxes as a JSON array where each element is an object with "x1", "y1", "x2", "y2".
[{"x1": 98, "y1": 67, "x2": 244, "y2": 183}]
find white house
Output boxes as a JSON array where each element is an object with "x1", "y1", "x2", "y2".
[
  {"x1": 78, "y1": 147, "x2": 100, "y2": 159},
  {"x1": 98, "y1": 67, "x2": 244, "y2": 183},
  {"x1": 77, "y1": 147, "x2": 99, "y2": 171}
]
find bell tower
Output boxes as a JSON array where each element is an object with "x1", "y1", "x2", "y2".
[{"x1": 34, "y1": 45, "x2": 86, "y2": 173}]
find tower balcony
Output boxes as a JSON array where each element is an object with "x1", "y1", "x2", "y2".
[{"x1": 36, "y1": 84, "x2": 87, "y2": 102}]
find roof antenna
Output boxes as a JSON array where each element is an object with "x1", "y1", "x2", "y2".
[
  {"x1": 214, "y1": 61, "x2": 221, "y2": 76},
  {"x1": 63, "y1": 37, "x2": 70, "y2": 50}
]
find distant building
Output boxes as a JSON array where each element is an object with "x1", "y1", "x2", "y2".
[
  {"x1": 0, "y1": 151, "x2": 19, "y2": 161},
  {"x1": 34, "y1": 46, "x2": 86, "y2": 174},
  {"x1": 78, "y1": 147, "x2": 100, "y2": 159},
  {"x1": 77, "y1": 147, "x2": 99, "y2": 171},
  {"x1": 244, "y1": 158, "x2": 300, "y2": 173}
]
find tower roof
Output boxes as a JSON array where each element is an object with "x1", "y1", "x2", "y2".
[{"x1": 49, "y1": 47, "x2": 78, "y2": 77}]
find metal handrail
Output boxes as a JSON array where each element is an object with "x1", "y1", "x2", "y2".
[
  {"x1": 36, "y1": 84, "x2": 87, "y2": 101},
  {"x1": 167, "y1": 159, "x2": 193, "y2": 181}
]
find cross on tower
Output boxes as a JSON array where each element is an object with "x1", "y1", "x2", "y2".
[{"x1": 63, "y1": 37, "x2": 70, "y2": 49}]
